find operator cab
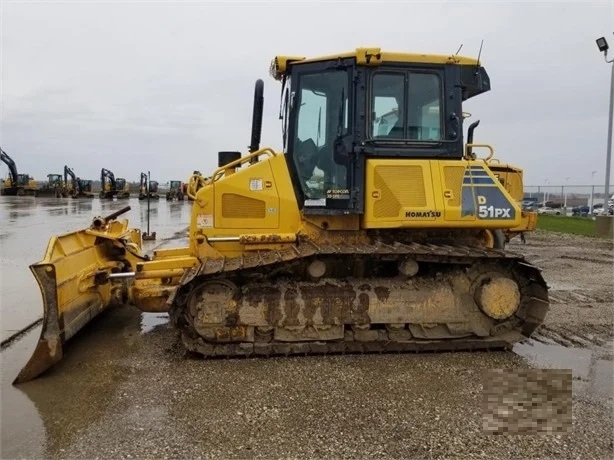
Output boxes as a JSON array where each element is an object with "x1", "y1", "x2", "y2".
[
  {"x1": 47, "y1": 174, "x2": 62, "y2": 186},
  {"x1": 116, "y1": 178, "x2": 126, "y2": 190},
  {"x1": 271, "y1": 48, "x2": 490, "y2": 214},
  {"x1": 17, "y1": 174, "x2": 31, "y2": 186}
]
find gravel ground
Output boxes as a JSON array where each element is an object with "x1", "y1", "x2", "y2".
[{"x1": 2, "y1": 230, "x2": 613, "y2": 459}]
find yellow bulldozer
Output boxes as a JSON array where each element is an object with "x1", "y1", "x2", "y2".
[
  {"x1": 15, "y1": 47, "x2": 549, "y2": 384},
  {"x1": 35, "y1": 173, "x2": 67, "y2": 197}
]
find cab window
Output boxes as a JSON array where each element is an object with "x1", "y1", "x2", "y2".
[{"x1": 371, "y1": 71, "x2": 442, "y2": 141}]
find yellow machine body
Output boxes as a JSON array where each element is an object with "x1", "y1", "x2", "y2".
[
  {"x1": 14, "y1": 48, "x2": 549, "y2": 384},
  {"x1": 187, "y1": 152, "x2": 521, "y2": 257},
  {"x1": 488, "y1": 162, "x2": 538, "y2": 240}
]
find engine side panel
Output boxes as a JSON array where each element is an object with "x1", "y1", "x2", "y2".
[{"x1": 363, "y1": 159, "x2": 521, "y2": 229}]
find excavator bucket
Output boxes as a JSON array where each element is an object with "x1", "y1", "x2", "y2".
[{"x1": 14, "y1": 207, "x2": 140, "y2": 384}]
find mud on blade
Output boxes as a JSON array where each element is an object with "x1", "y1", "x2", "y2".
[{"x1": 14, "y1": 208, "x2": 140, "y2": 384}]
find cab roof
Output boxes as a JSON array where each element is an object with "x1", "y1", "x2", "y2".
[{"x1": 270, "y1": 47, "x2": 481, "y2": 80}]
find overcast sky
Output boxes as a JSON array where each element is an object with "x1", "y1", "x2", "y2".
[{"x1": 1, "y1": 0, "x2": 613, "y2": 186}]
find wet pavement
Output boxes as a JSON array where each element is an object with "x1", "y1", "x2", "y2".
[
  {"x1": 0, "y1": 196, "x2": 190, "y2": 457},
  {"x1": 1, "y1": 198, "x2": 613, "y2": 458},
  {"x1": 0, "y1": 195, "x2": 190, "y2": 343}
]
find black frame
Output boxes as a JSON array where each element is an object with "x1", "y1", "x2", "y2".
[{"x1": 282, "y1": 58, "x2": 483, "y2": 215}]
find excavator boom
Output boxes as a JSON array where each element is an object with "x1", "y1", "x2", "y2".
[
  {"x1": 1, "y1": 148, "x2": 37, "y2": 196},
  {"x1": 1, "y1": 148, "x2": 19, "y2": 185}
]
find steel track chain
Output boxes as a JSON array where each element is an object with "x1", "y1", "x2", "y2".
[
  {"x1": 171, "y1": 239, "x2": 550, "y2": 358},
  {"x1": 180, "y1": 330, "x2": 521, "y2": 359}
]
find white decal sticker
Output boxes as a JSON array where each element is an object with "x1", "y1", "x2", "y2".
[
  {"x1": 249, "y1": 178, "x2": 263, "y2": 191},
  {"x1": 197, "y1": 214, "x2": 213, "y2": 228},
  {"x1": 304, "y1": 198, "x2": 326, "y2": 207},
  {"x1": 478, "y1": 205, "x2": 511, "y2": 218}
]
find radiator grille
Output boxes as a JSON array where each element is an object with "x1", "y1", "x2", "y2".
[
  {"x1": 373, "y1": 166, "x2": 425, "y2": 218},
  {"x1": 443, "y1": 166, "x2": 465, "y2": 207},
  {"x1": 221, "y1": 193, "x2": 266, "y2": 219}
]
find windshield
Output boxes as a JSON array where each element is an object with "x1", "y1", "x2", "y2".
[
  {"x1": 292, "y1": 69, "x2": 349, "y2": 202},
  {"x1": 371, "y1": 71, "x2": 442, "y2": 141}
]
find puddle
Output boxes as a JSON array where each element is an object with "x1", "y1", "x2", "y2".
[
  {"x1": 514, "y1": 339, "x2": 613, "y2": 400},
  {"x1": 140, "y1": 313, "x2": 169, "y2": 333},
  {"x1": 0, "y1": 196, "x2": 191, "y2": 342},
  {"x1": 0, "y1": 326, "x2": 45, "y2": 459},
  {"x1": 2, "y1": 306, "x2": 145, "y2": 457},
  {"x1": 0, "y1": 195, "x2": 190, "y2": 456}
]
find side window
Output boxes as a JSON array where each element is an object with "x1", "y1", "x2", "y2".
[
  {"x1": 408, "y1": 73, "x2": 442, "y2": 140},
  {"x1": 370, "y1": 71, "x2": 443, "y2": 141},
  {"x1": 293, "y1": 70, "x2": 349, "y2": 202},
  {"x1": 297, "y1": 89, "x2": 327, "y2": 147},
  {"x1": 281, "y1": 80, "x2": 290, "y2": 150},
  {"x1": 372, "y1": 73, "x2": 405, "y2": 138}
]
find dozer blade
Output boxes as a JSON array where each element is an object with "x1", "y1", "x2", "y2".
[{"x1": 14, "y1": 207, "x2": 139, "y2": 384}]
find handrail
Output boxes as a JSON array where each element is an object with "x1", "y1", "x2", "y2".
[
  {"x1": 464, "y1": 143, "x2": 495, "y2": 162},
  {"x1": 210, "y1": 147, "x2": 277, "y2": 184},
  {"x1": 186, "y1": 174, "x2": 210, "y2": 200},
  {"x1": 185, "y1": 147, "x2": 278, "y2": 200}
]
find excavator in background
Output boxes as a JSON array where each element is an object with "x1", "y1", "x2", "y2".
[
  {"x1": 35, "y1": 174, "x2": 67, "y2": 197},
  {"x1": 64, "y1": 166, "x2": 95, "y2": 198},
  {"x1": 166, "y1": 180, "x2": 185, "y2": 201},
  {"x1": 138, "y1": 172, "x2": 160, "y2": 200},
  {"x1": 0, "y1": 148, "x2": 37, "y2": 196},
  {"x1": 14, "y1": 47, "x2": 550, "y2": 384},
  {"x1": 100, "y1": 168, "x2": 130, "y2": 199}
]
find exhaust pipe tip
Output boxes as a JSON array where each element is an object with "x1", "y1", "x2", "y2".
[{"x1": 248, "y1": 79, "x2": 265, "y2": 163}]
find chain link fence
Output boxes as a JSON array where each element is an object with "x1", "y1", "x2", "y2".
[{"x1": 524, "y1": 185, "x2": 612, "y2": 215}]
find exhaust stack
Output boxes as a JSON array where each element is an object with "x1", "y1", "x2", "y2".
[
  {"x1": 466, "y1": 119, "x2": 480, "y2": 158},
  {"x1": 249, "y1": 79, "x2": 264, "y2": 164}
]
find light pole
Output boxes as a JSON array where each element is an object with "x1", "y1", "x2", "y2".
[
  {"x1": 590, "y1": 171, "x2": 598, "y2": 211},
  {"x1": 596, "y1": 35, "x2": 613, "y2": 204}
]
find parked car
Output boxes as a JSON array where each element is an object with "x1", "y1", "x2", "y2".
[
  {"x1": 522, "y1": 198, "x2": 539, "y2": 208},
  {"x1": 593, "y1": 205, "x2": 613, "y2": 217},
  {"x1": 572, "y1": 205, "x2": 590, "y2": 217},
  {"x1": 522, "y1": 202, "x2": 538, "y2": 211},
  {"x1": 537, "y1": 206, "x2": 562, "y2": 216},
  {"x1": 544, "y1": 201, "x2": 563, "y2": 209},
  {"x1": 591, "y1": 204, "x2": 604, "y2": 216}
]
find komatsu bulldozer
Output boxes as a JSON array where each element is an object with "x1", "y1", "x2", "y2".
[
  {"x1": 36, "y1": 173, "x2": 67, "y2": 197},
  {"x1": 14, "y1": 48, "x2": 549, "y2": 384}
]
